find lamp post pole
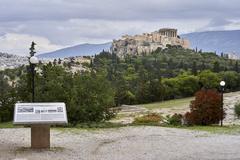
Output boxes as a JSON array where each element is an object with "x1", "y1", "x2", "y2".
[
  {"x1": 31, "y1": 63, "x2": 35, "y2": 102},
  {"x1": 29, "y1": 42, "x2": 50, "y2": 149},
  {"x1": 220, "y1": 88, "x2": 223, "y2": 126},
  {"x1": 29, "y1": 41, "x2": 37, "y2": 102},
  {"x1": 220, "y1": 81, "x2": 225, "y2": 127}
]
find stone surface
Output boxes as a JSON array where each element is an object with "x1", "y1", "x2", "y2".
[
  {"x1": 223, "y1": 92, "x2": 240, "y2": 125},
  {"x1": 31, "y1": 125, "x2": 50, "y2": 149}
]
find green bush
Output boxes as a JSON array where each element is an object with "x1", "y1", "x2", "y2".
[
  {"x1": 234, "y1": 103, "x2": 240, "y2": 118},
  {"x1": 16, "y1": 65, "x2": 116, "y2": 125},
  {"x1": 133, "y1": 113, "x2": 162, "y2": 124},
  {"x1": 166, "y1": 113, "x2": 183, "y2": 126}
]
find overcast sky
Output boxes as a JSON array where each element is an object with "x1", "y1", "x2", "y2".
[{"x1": 0, "y1": 0, "x2": 240, "y2": 55}]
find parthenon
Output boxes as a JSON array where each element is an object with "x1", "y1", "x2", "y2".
[{"x1": 159, "y1": 28, "x2": 177, "y2": 37}]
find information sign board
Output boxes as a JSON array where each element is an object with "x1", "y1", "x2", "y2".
[{"x1": 14, "y1": 103, "x2": 68, "y2": 124}]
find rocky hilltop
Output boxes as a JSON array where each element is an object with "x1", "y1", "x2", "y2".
[{"x1": 111, "y1": 28, "x2": 190, "y2": 58}]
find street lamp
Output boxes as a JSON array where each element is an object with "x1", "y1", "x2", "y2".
[
  {"x1": 30, "y1": 56, "x2": 39, "y2": 65},
  {"x1": 28, "y1": 42, "x2": 51, "y2": 149},
  {"x1": 220, "y1": 80, "x2": 225, "y2": 127},
  {"x1": 29, "y1": 42, "x2": 38, "y2": 102}
]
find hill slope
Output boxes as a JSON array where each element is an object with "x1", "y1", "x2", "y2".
[
  {"x1": 0, "y1": 52, "x2": 28, "y2": 69},
  {"x1": 38, "y1": 42, "x2": 111, "y2": 58},
  {"x1": 181, "y1": 30, "x2": 240, "y2": 55}
]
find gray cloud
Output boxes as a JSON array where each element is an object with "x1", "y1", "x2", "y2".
[
  {"x1": 197, "y1": 17, "x2": 239, "y2": 31},
  {"x1": 1, "y1": 0, "x2": 240, "y2": 21},
  {"x1": 0, "y1": 0, "x2": 239, "y2": 55},
  {"x1": 0, "y1": 19, "x2": 208, "y2": 45},
  {"x1": 208, "y1": 18, "x2": 232, "y2": 27}
]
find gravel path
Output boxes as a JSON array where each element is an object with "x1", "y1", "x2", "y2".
[
  {"x1": 1, "y1": 126, "x2": 240, "y2": 160},
  {"x1": 223, "y1": 92, "x2": 240, "y2": 125}
]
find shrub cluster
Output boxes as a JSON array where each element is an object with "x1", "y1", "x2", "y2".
[
  {"x1": 234, "y1": 103, "x2": 240, "y2": 118},
  {"x1": 165, "y1": 113, "x2": 183, "y2": 126},
  {"x1": 133, "y1": 113, "x2": 162, "y2": 124},
  {"x1": 0, "y1": 65, "x2": 116, "y2": 124}
]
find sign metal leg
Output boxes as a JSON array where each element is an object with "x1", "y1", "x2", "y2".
[{"x1": 31, "y1": 124, "x2": 50, "y2": 149}]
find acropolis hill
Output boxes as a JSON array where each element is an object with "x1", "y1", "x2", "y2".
[{"x1": 111, "y1": 28, "x2": 190, "y2": 58}]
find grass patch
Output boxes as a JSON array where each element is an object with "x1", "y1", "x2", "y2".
[
  {"x1": 142, "y1": 97, "x2": 193, "y2": 110},
  {"x1": 0, "y1": 122, "x2": 19, "y2": 128},
  {"x1": 54, "y1": 122, "x2": 126, "y2": 133},
  {"x1": 73, "y1": 122, "x2": 125, "y2": 129},
  {"x1": 168, "y1": 125, "x2": 240, "y2": 135},
  {"x1": 54, "y1": 122, "x2": 127, "y2": 134},
  {"x1": 0, "y1": 121, "x2": 125, "y2": 132}
]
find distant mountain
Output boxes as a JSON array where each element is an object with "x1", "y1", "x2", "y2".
[
  {"x1": 38, "y1": 42, "x2": 112, "y2": 58},
  {"x1": 181, "y1": 30, "x2": 240, "y2": 55},
  {"x1": 38, "y1": 30, "x2": 240, "y2": 59}
]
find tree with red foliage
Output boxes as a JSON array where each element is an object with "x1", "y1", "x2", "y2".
[{"x1": 185, "y1": 89, "x2": 225, "y2": 125}]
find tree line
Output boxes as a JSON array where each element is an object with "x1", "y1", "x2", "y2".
[
  {"x1": 92, "y1": 47, "x2": 240, "y2": 105},
  {"x1": 1, "y1": 47, "x2": 240, "y2": 124}
]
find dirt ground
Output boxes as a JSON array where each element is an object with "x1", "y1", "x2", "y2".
[
  {"x1": 1, "y1": 92, "x2": 240, "y2": 160},
  {"x1": 1, "y1": 126, "x2": 240, "y2": 160}
]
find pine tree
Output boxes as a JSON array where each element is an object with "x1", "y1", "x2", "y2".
[
  {"x1": 235, "y1": 61, "x2": 239, "y2": 73},
  {"x1": 200, "y1": 61, "x2": 206, "y2": 71},
  {"x1": 213, "y1": 61, "x2": 220, "y2": 72},
  {"x1": 58, "y1": 58, "x2": 62, "y2": 65},
  {"x1": 53, "y1": 59, "x2": 57, "y2": 66},
  {"x1": 191, "y1": 61, "x2": 197, "y2": 75},
  {"x1": 221, "y1": 52, "x2": 224, "y2": 57},
  {"x1": 29, "y1": 41, "x2": 36, "y2": 57}
]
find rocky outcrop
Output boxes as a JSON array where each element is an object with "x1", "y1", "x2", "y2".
[{"x1": 111, "y1": 28, "x2": 190, "y2": 58}]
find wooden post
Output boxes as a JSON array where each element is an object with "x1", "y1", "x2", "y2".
[{"x1": 31, "y1": 124, "x2": 50, "y2": 149}]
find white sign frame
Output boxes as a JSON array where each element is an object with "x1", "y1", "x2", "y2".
[{"x1": 14, "y1": 103, "x2": 68, "y2": 125}]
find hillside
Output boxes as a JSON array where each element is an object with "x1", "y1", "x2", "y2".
[
  {"x1": 111, "y1": 91, "x2": 240, "y2": 125},
  {"x1": 182, "y1": 30, "x2": 240, "y2": 56},
  {"x1": 1, "y1": 47, "x2": 240, "y2": 125},
  {"x1": 38, "y1": 42, "x2": 111, "y2": 58},
  {"x1": 92, "y1": 48, "x2": 240, "y2": 105},
  {"x1": 0, "y1": 53, "x2": 28, "y2": 70}
]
